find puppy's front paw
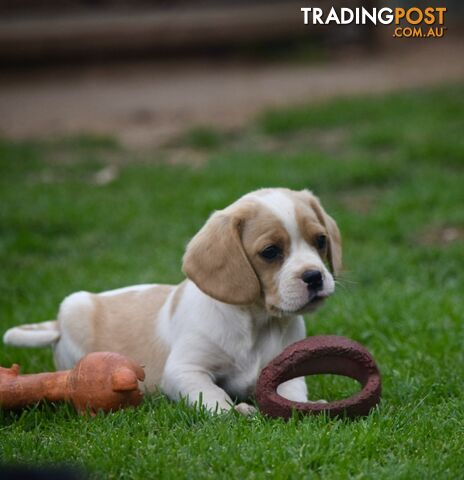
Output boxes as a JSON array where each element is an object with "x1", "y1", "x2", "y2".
[
  {"x1": 309, "y1": 399, "x2": 328, "y2": 404},
  {"x1": 234, "y1": 402, "x2": 257, "y2": 416}
]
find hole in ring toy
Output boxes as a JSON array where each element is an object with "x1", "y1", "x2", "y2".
[{"x1": 256, "y1": 335, "x2": 381, "y2": 419}]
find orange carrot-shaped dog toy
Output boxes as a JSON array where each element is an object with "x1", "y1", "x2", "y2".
[{"x1": 0, "y1": 352, "x2": 145, "y2": 414}]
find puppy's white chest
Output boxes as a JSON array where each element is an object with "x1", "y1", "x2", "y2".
[
  {"x1": 218, "y1": 321, "x2": 286, "y2": 400},
  {"x1": 224, "y1": 354, "x2": 261, "y2": 400}
]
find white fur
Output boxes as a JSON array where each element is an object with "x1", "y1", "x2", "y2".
[
  {"x1": 253, "y1": 190, "x2": 335, "y2": 313},
  {"x1": 3, "y1": 188, "x2": 338, "y2": 415},
  {"x1": 159, "y1": 281, "x2": 308, "y2": 410},
  {"x1": 99, "y1": 284, "x2": 154, "y2": 296},
  {"x1": 53, "y1": 291, "x2": 93, "y2": 369},
  {"x1": 3, "y1": 320, "x2": 60, "y2": 347},
  {"x1": 249, "y1": 190, "x2": 299, "y2": 237}
]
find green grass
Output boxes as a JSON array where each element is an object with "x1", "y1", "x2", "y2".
[
  {"x1": 183, "y1": 126, "x2": 225, "y2": 150},
  {"x1": 1, "y1": 84, "x2": 464, "y2": 479}
]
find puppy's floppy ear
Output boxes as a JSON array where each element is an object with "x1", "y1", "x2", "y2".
[
  {"x1": 308, "y1": 193, "x2": 343, "y2": 277},
  {"x1": 182, "y1": 210, "x2": 261, "y2": 305}
]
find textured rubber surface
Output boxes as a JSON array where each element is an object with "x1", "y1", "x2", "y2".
[{"x1": 256, "y1": 335, "x2": 381, "y2": 419}]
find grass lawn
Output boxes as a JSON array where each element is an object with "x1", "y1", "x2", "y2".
[{"x1": 1, "y1": 84, "x2": 463, "y2": 479}]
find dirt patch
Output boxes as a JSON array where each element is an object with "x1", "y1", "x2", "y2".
[
  {"x1": 0, "y1": 36, "x2": 463, "y2": 149},
  {"x1": 243, "y1": 128, "x2": 350, "y2": 155},
  {"x1": 338, "y1": 188, "x2": 382, "y2": 215},
  {"x1": 45, "y1": 145, "x2": 208, "y2": 168},
  {"x1": 418, "y1": 225, "x2": 464, "y2": 247},
  {"x1": 30, "y1": 143, "x2": 208, "y2": 186}
]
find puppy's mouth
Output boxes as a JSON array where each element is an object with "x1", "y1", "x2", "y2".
[
  {"x1": 270, "y1": 294, "x2": 329, "y2": 316},
  {"x1": 310, "y1": 294, "x2": 326, "y2": 305},
  {"x1": 299, "y1": 293, "x2": 328, "y2": 313}
]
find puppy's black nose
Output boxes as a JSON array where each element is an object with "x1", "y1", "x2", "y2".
[{"x1": 301, "y1": 270, "x2": 323, "y2": 291}]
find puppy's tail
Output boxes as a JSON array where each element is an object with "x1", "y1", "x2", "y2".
[{"x1": 3, "y1": 320, "x2": 60, "y2": 348}]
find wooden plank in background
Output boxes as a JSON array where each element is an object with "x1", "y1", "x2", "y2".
[{"x1": 0, "y1": 3, "x2": 327, "y2": 60}]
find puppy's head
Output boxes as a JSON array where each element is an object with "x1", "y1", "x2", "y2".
[{"x1": 182, "y1": 188, "x2": 342, "y2": 315}]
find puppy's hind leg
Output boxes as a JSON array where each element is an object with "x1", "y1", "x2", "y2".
[{"x1": 52, "y1": 291, "x2": 95, "y2": 370}]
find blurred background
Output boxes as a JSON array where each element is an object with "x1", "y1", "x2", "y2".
[
  {"x1": 0, "y1": 0, "x2": 462, "y2": 146},
  {"x1": 1, "y1": 3, "x2": 464, "y2": 477}
]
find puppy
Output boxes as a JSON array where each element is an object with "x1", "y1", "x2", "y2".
[{"x1": 3, "y1": 188, "x2": 341, "y2": 415}]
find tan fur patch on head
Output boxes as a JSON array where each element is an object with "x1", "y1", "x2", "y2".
[
  {"x1": 240, "y1": 204, "x2": 290, "y2": 311},
  {"x1": 293, "y1": 200, "x2": 329, "y2": 267},
  {"x1": 293, "y1": 190, "x2": 342, "y2": 276},
  {"x1": 183, "y1": 188, "x2": 341, "y2": 309},
  {"x1": 182, "y1": 201, "x2": 261, "y2": 305}
]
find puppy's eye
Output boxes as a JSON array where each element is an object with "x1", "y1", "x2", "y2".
[
  {"x1": 315, "y1": 234, "x2": 327, "y2": 250},
  {"x1": 260, "y1": 245, "x2": 283, "y2": 261}
]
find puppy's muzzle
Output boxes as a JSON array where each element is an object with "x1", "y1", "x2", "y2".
[{"x1": 301, "y1": 270, "x2": 323, "y2": 293}]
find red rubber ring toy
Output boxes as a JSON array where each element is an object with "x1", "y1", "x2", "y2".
[{"x1": 256, "y1": 335, "x2": 381, "y2": 419}]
